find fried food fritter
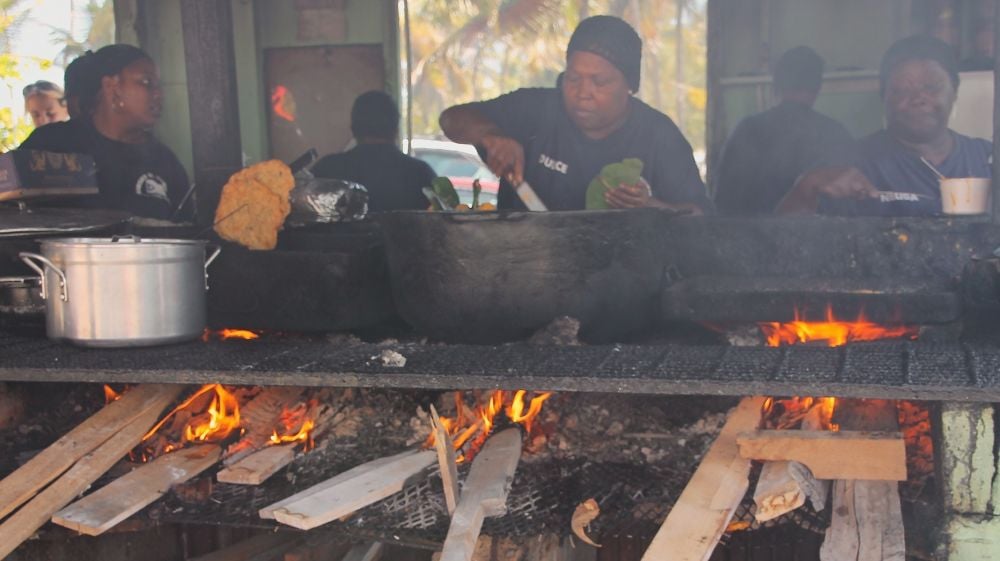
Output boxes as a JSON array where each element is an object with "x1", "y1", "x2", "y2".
[{"x1": 214, "y1": 160, "x2": 295, "y2": 250}]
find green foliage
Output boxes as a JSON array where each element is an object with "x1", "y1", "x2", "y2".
[
  {"x1": 0, "y1": 106, "x2": 31, "y2": 151},
  {"x1": 406, "y1": 0, "x2": 708, "y2": 150}
]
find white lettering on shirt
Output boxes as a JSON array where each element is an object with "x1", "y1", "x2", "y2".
[
  {"x1": 135, "y1": 172, "x2": 170, "y2": 202},
  {"x1": 538, "y1": 154, "x2": 568, "y2": 174}
]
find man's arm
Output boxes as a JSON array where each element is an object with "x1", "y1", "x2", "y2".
[
  {"x1": 776, "y1": 166, "x2": 878, "y2": 214},
  {"x1": 439, "y1": 103, "x2": 525, "y2": 185}
]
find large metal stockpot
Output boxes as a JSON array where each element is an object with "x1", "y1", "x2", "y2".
[{"x1": 19, "y1": 236, "x2": 220, "y2": 347}]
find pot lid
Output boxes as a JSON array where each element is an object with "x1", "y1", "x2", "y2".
[{"x1": 0, "y1": 205, "x2": 131, "y2": 238}]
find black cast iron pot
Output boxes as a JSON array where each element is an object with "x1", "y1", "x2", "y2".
[{"x1": 376, "y1": 209, "x2": 674, "y2": 343}]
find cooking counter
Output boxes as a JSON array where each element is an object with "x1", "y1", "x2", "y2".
[{"x1": 0, "y1": 331, "x2": 997, "y2": 401}]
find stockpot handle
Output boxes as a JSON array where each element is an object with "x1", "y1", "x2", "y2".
[
  {"x1": 111, "y1": 234, "x2": 141, "y2": 243},
  {"x1": 203, "y1": 244, "x2": 222, "y2": 290},
  {"x1": 18, "y1": 252, "x2": 68, "y2": 302}
]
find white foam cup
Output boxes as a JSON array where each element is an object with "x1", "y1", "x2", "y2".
[{"x1": 940, "y1": 177, "x2": 991, "y2": 215}]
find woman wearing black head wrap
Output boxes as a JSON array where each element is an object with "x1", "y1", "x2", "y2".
[
  {"x1": 779, "y1": 35, "x2": 991, "y2": 216},
  {"x1": 19, "y1": 44, "x2": 191, "y2": 221},
  {"x1": 439, "y1": 15, "x2": 710, "y2": 213}
]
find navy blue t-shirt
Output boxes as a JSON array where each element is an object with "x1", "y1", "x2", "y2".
[
  {"x1": 471, "y1": 88, "x2": 711, "y2": 211},
  {"x1": 311, "y1": 143, "x2": 435, "y2": 212},
  {"x1": 19, "y1": 119, "x2": 191, "y2": 221},
  {"x1": 820, "y1": 130, "x2": 992, "y2": 216}
]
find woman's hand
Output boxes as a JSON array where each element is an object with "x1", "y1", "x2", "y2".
[
  {"x1": 604, "y1": 177, "x2": 653, "y2": 208},
  {"x1": 481, "y1": 134, "x2": 525, "y2": 186}
]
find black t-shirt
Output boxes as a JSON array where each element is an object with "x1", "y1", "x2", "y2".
[
  {"x1": 713, "y1": 101, "x2": 856, "y2": 215},
  {"x1": 472, "y1": 88, "x2": 712, "y2": 211},
  {"x1": 311, "y1": 143, "x2": 435, "y2": 212},
  {"x1": 19, "y1": 120, "x2": 191, "y2": 221}
]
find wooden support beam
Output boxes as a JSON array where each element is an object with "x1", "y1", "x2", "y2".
[
  {"x1": 218, "y1": 444, "x2": 296, "y2": 485},
  {"x1": 440, "y1": 427, "x2": 523, "y2": 561},
  {"x1": 0, "y1": 384, "x2": 182, "y2": 521},
  {"x1": 180, "y1": 0, "x2": 243, "y2": 225},
  {"x1": 736, "y1": 429, "x2": 906, "y2": 481},
  {"x1": 640, "y1": 396, "x2": 765, "y2": 561},
  {"x1": 0, "y1": 385, "x2": 182, "y2": 560},
  {"x1": 53, "y1": 444, "x2": 221, "y2": 535},
  {"x1": 268, "y1": 449, "x2": 435, "y2": 530},
  {"x1": 820, "y1": 399, "x2": 905, "y2": 561},
  {"x1": 430, "y1": 405, "x2": 460, "y2": 515}
]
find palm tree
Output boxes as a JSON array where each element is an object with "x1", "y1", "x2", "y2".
[{"x1": 50, "y1": 0, "x2": 114, "y2": 67}]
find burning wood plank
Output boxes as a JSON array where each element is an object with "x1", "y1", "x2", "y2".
[
  {"x1": 737, "y1": 429, "x2": 906, "y2": 481},
  {"x1": 222, "y1": 387, "x2": 305, "y2": 464},
  {"x1": 52, "y1": 444, "x2": 221, "y2": 535},
  {"x1": 0, "y1": 384, "x2": 181, "y2": 521},
  {"x1": 439, "y1": 427, "x2": 522, "y2": 561},
  {"x1": 0, "y1": 385, "x2": 182, "y2": 560},
  {"x1": 265, "y1": 449, "x2": 436, "y2": 530},
  {"x1": 753, "y1": 398, "x2": 830, "y2": 522},
  {"x1": 640, "y1": 396, "x2": 765, "y2": 561},
  {"x1": 430, "y1": 404, "x2": 460, "y2": 515},
  {"x1": 218, "y1": 444, "x2": 296, "y2": 485},
  {"x1": 820, "y1": 399, "x2": 905, "y2": 561}
]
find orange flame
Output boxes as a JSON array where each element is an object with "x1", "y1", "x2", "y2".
[
  {"x1": 759, "y1": 305, "x2": 918, "y2": 347},
  {"x1": 428, "y1": 390, "x2": 552, "y2": 463},
  {"x1": 271, "y1": 85, "x2": 297, "y2": 122},
  {"x1": 143, "y1": 384, "x2": 242, "y2": 446},
  {"x1": 762, "y1": 396, "x2": 839, "y2": 431},
  {"x1": 268, "y1": 403, "x2": 316, "y2": 451},
  {"x1": 202, "y1": 329, "x2": 261, "y2": 341},
  {"x1": 103, "y1": 384, "x2": 121, "y2": 404}
]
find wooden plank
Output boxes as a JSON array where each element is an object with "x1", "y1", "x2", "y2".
[
  {"x1": 341, "y1": 541, "x2": 383, "y2": 561},
  {"x1": 0, "y1": 384, "x2": 182, "y2": 521},
  {"x1": 259, "y1": 449, "x2": 425, "y2": 520},
  {"x1": 737, "y1": 429, "x2": 906, "y2": 481},
  {"x1": 820, "y1": 399, "x2": 905, "y2": 561},
  {"x1": 430, "y1": 405, "x2": 460, "y2": 515},
  {"x1": 218, "y1": 445, "x2": 296, "y2": 485},
  {"x1": 0, "y1": 385, "x2": 182, "y2": 560},
  {"x1": 270, "y1": 450, "x2": 435, "y2": 530},
  {"x1": 52, "y1": 444, "x2": 221, "y2": 536},
  {"x1": 440, "y1": 427, "x2": 522, "y2": 561},
  {"x1": 640, "y1": 396, "x2": 765, "y2": 561}
]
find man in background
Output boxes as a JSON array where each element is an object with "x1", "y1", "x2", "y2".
[
  {"x1": 713, "y1": 46, "x2": 855, "y2": 215},
  {"x1": 312, "y1": 90, "x2": 435, "y2": 212}
]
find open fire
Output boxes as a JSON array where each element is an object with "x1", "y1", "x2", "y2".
[
  {"x1": 759, "y1": 305, "x2": 919, "y2": 347},
  {"x1": 427, "y1": 390, "x2": 552, "y2": 463}
]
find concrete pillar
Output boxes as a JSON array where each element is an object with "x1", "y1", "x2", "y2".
[{"x1": 934, "y1": 402, "x2": 1000, "y2": 560}]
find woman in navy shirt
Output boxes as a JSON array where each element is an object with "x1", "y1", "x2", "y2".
[{"x1": 779, "y1": 35, "x2": 991, "y2": 216}]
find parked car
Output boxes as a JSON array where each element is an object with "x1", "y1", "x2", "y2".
[{"x1": 405, "y1": 138, "x2": 499, "y2": 206}]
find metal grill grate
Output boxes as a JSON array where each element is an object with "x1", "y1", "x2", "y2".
[{"x1": 1, "y1": 332, "x2": 999, "y2": 400}]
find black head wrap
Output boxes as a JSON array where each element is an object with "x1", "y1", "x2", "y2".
[
  {"x1": 566, "y1": 15, "x2": 642, "y2": 92},
  {"x1": 78, "y1": 44, "x2": 151, "y2": 115},
  {"x1": 879, "y1": 35, "x2": 960, "y2": 98}
]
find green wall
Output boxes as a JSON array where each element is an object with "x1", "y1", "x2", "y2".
[{"x1": 133, "y1": 0, "x2": 399, "y2": 176}]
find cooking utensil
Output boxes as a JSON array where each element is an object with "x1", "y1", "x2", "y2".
[
  {"x1": 920, "y1": 156, "x2": 947, "y2": 181},
  {"x1": 169, "y1": 182, "x2": 198, "y2": 222},
  {"x1": 20, "y1": 236, "x2": 221, "y2": 347},
  {"x1": 376, "y1": 209, "x2": 670, "y2": 343},
  {"x1": 513, "y1": 180, "x2": 547, "y2": 211}
]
